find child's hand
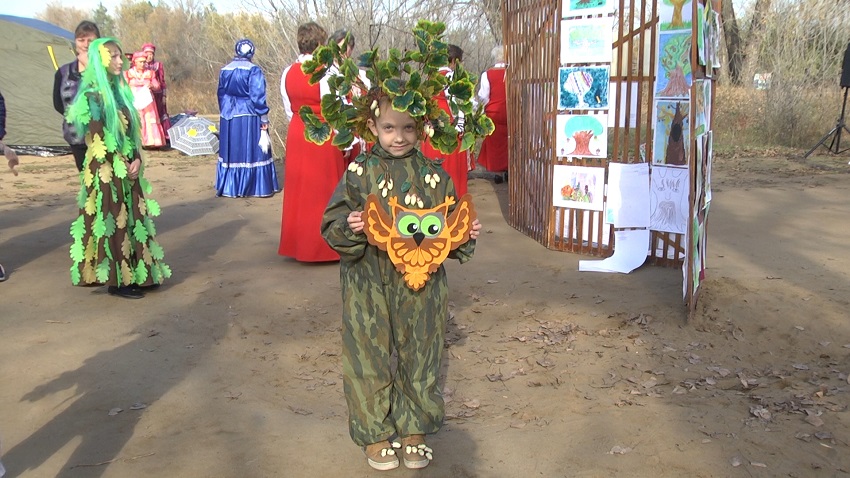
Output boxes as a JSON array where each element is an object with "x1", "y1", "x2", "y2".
[
  {"x1": 348, "y1": 211, "x2": 364, "y2": 233},
  {"x1": 469, "y1": 219, "x2": 482, "y2": 240}
]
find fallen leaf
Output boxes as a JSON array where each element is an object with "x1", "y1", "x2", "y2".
[
  {"x1": 750, "y1": 406, "x2": 771, "y2": 420},
  {"x1": 463, "y1": 399, "x2": 480, "y2": 409},
  {"x1": 805, "y1": 415, "x2": 824, "y2": 427},
  {"x1": 108, "y1": 407, "x2": 123, "y2": 416},
  {"x1": 731, "y1": 456, "x2": 742, "y2": 467},
  {"x1": 129, "y1": 402, "x2": 147, "y2": 410},
  {"x1": 608, "y1": 445, "x2": 632, "y2": 455}
]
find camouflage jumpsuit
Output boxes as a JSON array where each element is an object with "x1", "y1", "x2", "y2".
[{"x1": 321, "y1": 144, "x2": 475, "y2": 446}]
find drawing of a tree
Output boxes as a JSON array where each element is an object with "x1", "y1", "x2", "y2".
[
  {"x1": 564, "y1": 116, "x2": 604, "y2": 156},
  {"x1": 658, "y1": 33, "x2": 691, "y2": 97},
  {"x1": 664, "y1": 0, "x2": 689, "y2": 29},
  {"x1": 657, "y1": 102, "x2": 688, "y2": 165}
]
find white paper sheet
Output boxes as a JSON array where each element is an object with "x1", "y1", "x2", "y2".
[
  {"x1": 605, "y1": 162, "x2": 650, "y2": 227},
  {"x1": 578, "y1": 229, "x2": 649, "y2": 273}
]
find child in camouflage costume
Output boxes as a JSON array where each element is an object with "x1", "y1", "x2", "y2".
[
  {"x1": 309, "y1": 20, "x2": 492, "y2": 471},
  {"x1": 322, "y1": 91, "x2": 481, "y2": 470}
]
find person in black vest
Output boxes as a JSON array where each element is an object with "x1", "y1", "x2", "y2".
[{"x1": 53, "y1": 21, "x2": 100, "y2": 172}]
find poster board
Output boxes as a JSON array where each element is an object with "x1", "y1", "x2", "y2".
[{"x1": 505, "y1": 0, "x2": 716, "y2": 314}]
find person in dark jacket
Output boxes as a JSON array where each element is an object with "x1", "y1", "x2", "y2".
[
  {"x1": 0, "y1": 89, "x2": 18, "y2": 281},
  {"x1": 53, "y1": 21, "x2": 100, "y2": 172}
]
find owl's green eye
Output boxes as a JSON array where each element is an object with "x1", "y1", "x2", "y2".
[
  {"x1": 397, "y1": 214, "x2": 421, "y2": 237},
  {"x1": 420, "y1": 214, "x2": 443, "y2": 237}
]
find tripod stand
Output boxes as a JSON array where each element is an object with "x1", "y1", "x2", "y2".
[{"x1": 804, "y1": 86, "x2": 850, "y2": 158}]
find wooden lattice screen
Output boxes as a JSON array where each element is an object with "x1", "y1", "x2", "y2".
[{"x1": 503, "y1": 0, "x2": 713, "y2": 311}]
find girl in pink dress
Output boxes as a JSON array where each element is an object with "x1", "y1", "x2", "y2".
[{"x1": 125, "y1": 51, "x2": 165, "y2": 148}]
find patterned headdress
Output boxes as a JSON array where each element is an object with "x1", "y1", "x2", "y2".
[
  {"x1": 142, "y1": 43, "x2": 156, "y2": 53},
  {"x1": 132, "y1": 51, "x2": 147, "y2": 61},
  {"x1": 235, "y1": 39, "x2": 255, "y2": 59},
  {"x1": 299, "y1": 20, "x2": 494, "y2": 154}
]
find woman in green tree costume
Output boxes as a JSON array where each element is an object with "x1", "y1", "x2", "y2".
[{"x1": 66, "y1": 38, "x2": 171, "y2": 299}]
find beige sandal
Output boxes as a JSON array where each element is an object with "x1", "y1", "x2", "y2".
[
  {"x1": 363, "y1": 440, "x2": 401, "y2": 471},
  {"x1": 401, "y1": 435, "x2": 433, "y2": 469}
]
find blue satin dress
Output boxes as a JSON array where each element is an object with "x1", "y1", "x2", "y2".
[{"x1": 215, "y1": 58, "x2": 281, "y2": 197}]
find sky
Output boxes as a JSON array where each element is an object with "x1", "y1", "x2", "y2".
[{"x1": 0, "y1": 0, "x2": 247, "y2": 19}]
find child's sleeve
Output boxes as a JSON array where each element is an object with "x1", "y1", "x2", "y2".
[
  {"x1": 321, "y1": 174, "x2": 369, "y2": 261},
  {"x1": 444, "y1": 177, "x2": 476, "y2": 264}
]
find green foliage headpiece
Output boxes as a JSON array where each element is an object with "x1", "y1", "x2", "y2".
[
  {"x1": 299, "y1": 20, "x2": 494, "y2": 154},
  {"x1": 66, "y1": 37, "x2": 141, "y2": 157}
]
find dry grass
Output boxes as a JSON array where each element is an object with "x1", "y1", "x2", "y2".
[{"x1": 713, "y1": 84, "x2": 843, "y2": 152}]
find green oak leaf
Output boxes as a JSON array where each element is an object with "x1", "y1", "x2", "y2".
[
  {"x1": 133, "y1": 219, "x2": 149, "y2": 243},
  {"x1": 96, "y1": 257, "x2": 111, "y2": 284}
]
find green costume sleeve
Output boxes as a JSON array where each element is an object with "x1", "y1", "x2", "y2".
[
  {"x1": 445, "y1": 177, "x2": 476, "y2": 264},
  {"x1": 321, "y1": 172, "x2": 369, "y2": 262}
]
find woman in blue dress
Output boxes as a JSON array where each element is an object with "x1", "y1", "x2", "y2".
[{"x1": 215, "y1": 39, "x2": 281, "y2": 198}]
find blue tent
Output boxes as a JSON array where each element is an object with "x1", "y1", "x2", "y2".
[{"x1": 0, "y1": 15, "x2": 75, "y2": 149}]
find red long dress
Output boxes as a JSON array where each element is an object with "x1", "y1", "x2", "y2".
[
  {"x1": 477, "y1": 66, "x2": 508, "y2": 173},
  {"x1": 421, "y1": 67, "x2": 470, "y2": 198},
  {"x1": 278, "y1": 58, "x2": 346, "y2": 262}
]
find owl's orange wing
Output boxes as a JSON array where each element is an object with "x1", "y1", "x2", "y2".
[
  {"x1": 363, "y1": 194, "x2": 394, "y2": 251},
  {"x1": 445, "y1": 194, "x2": 477, "y2": 249}
]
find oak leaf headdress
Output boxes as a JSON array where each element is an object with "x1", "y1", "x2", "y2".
[{"x1": 298, "y1": 20, "x2": 494, "y2": 154}]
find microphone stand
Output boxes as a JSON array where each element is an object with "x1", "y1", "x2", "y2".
[{"x1": 804, "y1": 86, "x2": 850, "y2": 158}]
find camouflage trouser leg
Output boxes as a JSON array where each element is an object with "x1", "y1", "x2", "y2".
[{"x1": 341, "y1": 266, "x2": 448, "y2": 446}]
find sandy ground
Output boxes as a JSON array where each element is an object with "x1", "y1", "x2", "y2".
[{"x1": 1, "y1": 148, "x2": 849, "y2": 478}]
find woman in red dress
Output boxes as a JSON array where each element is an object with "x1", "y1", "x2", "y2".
[
  {"x1": 278, "y1": 22, "x2": 346, "y2": 262},
  {"x1": 477, "y1": 45, "x2": 508, "y2": 181},
  {"x1": 420, "y1": 44, "x2": 471, "y2": 198}
]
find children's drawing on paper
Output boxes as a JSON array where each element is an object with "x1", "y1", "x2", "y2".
[
  {"x1": 694, "y1": 80, "x2": 707, "y2": 135},
  {"x1": 652, "y1": 100, "x2": 690, "y2": 166},
  {"x1": 703, "y1": 130, "x2": 713, "y2": 204},
  {"x1": 660, "y1": 0, "x2": 693, "y2": 31},
  {"x1": 559, "y1": 66, "x2": 610, "y2": 110},
  {"x1": 556, "y1": 114, "x2": 608, "y2": 159},
  {"x1": 552, "y1": 165, "x2": 606, "y2": 211},
  {"x1": 710, "y1": 11, "x2": 722, "y2": 68},
  {"x1": 655, "y1": 31, "x2": 692, "y2": 98},
  {"x1": 562, "y1": 0, "x2": 613, "y2": 17},
  {"x1": 695, "y1": 132, "x2": 706, "y2": 210},
  {"x1": 650, "y1": 165, "x2": 689, "y2": 234},
  {"x1": 560, "y1": 18, "x2": 614, "y2": 64},
  {"x1": 697, "y1": 3, "x2": 705, "y2": 65}
]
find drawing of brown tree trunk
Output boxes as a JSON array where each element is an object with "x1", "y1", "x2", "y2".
[
  {"x1": 658, "y1": 65, "x2": 691, "y2": 97},
  {"x1": 669, "y1": 0, "x2": 688, "y2": 28},
  {"x1": 665, "y1": 103, "x2": 687, "y2": 165},
  {"x1": 572, "y1": 130, "x2": 594, "y2": 156}
]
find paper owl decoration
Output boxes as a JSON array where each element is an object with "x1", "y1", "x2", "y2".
[{"x1": 364, "y1": 193, "x2": 477, "y2": 291}]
